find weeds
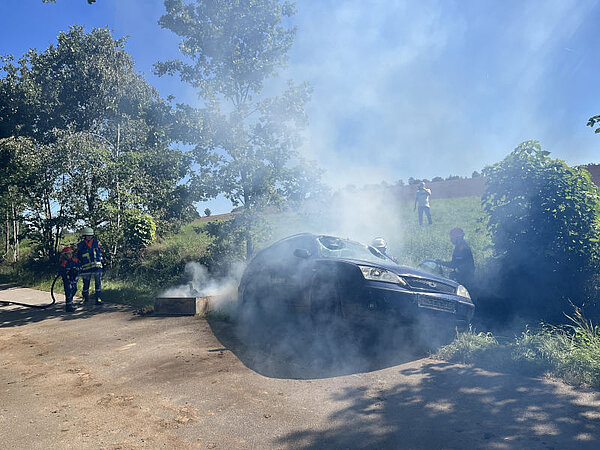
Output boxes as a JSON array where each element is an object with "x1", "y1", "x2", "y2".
[
  {"x1": 434, "y1": 327, "x2": 503, "y2": 367},
  {"x1": 436, "y1": 307, "x2": 600, "y2": 387}
]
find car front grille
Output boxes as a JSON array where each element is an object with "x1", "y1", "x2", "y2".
[
  {"x1": 405, "y1": 277, "x2": 456, "y2": 295},
  {"x1": 417, "y1": 295, "x2": 456, "y2": 313}
]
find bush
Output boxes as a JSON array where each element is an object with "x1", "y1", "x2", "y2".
[{"x1": 482, "y1": 141, "x2": 600, "y2": 322}]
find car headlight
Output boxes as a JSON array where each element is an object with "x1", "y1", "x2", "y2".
[
  {"x1": 456, "y1": 284, "x2": 471, "y2": 299},
  {"x1": 359, "y1": 265, "x2": 407, "y2": 286}
]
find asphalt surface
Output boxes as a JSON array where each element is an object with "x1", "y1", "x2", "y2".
[{"x1": 1, "y1": 283, "x2": 600, "y2": 449}]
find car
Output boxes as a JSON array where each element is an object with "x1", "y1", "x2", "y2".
[{"x1": 238, "y1": 233, "x2": 475, "y2": 334}]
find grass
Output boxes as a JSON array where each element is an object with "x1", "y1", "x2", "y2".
[
  {"x1": 265, "y1": 196, "x2": 492, "y2": 268},
  {"x1": 0, "y1": 221, "x2": 213, "y2": 309},
  {"x1": 435, "y1": 306, "x2": 600, "y2": 387}
]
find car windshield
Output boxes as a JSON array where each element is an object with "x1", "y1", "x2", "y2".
[{"x1": 317, "y1": 236, "x2": 393, "y2": 264}]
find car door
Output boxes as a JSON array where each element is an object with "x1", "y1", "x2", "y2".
[{"x1": 280, "y1": 236, "x2": 318, "y2": 312}]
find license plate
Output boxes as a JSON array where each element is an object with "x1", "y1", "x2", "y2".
[{"x1": 417, "y1": 295, "x2": 456, "y2": 313}]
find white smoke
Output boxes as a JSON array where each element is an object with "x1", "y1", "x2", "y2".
[{"x1": 160, "y1": 261, "x2": 246, "y2": 314}]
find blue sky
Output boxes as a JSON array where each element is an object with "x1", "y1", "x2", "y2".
[{"x1": 2, "y1": 0, "x2": 600, "y2": 214}]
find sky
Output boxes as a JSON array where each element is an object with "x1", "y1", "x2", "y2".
[{"x1": 1, "y1": 0, "x2": 600, "y2": 214}]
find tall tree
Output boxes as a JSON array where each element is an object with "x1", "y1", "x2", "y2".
[
  {"x1": 0, "y1": 26, "x2": 198, "y2": 260},
  {"x1": 156, "y1": 0, "x2": 320, "y2": 259}
]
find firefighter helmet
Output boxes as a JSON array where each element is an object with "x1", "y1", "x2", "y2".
[
  {"x1": 449, "y1": 227, "x2": 465, "y2": 240},
  {"x1": 81, "y1": 227, "x2": 94, "y2": 236},
  {"x1": 371, "y1": 237, "x2": 387, "y2": 250},
  {"x1": 61, "y1": 246, "x2": 73, "y2": 254}
]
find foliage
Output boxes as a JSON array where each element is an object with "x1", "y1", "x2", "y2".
[
  {"x1": 0, "y1": 26, "x2": 198, "y2": 261},
  {"x1": 437, "y1": 306, "x2": 600, "y2": 387},
  {"x1": 482, "y1": 140, "x2": 600, "y2": 321},
  {"x1": 124, "y1": 213, "x2": 157, "y2": 250},
  {"x1": 198, "y1": 211, "x2": 270, "y2": 274},
  {"x1": 587, "y1": 114, "x2": 600, "y2": 134},
  {"x1": 155, "y1": 0, "x2": 322, "y2": 259}
]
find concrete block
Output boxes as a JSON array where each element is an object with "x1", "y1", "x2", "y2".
[{"x1": 154, "y1": 296, "x2": 211, "y2": 316}]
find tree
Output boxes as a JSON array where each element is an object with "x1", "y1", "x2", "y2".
[
  {"x1": 0, "y1": 26, "x2": 197, "y2": 260},
  {"x1": 587, "y1": 115, "x2": 600, "y2": 133},
  {"x1": 155, "y1": 0, "x2": 320, "y2": 259},
  {"x1": 204, "y1": 208, "x2": 211, "y2": 217},
  {"x1": 482, "y1": 140, "x2": 600, "y2": 321}
]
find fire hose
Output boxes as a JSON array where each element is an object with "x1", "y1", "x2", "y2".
[{"x1": 0, "y1": 274, "x2": 60, "y2": 309}]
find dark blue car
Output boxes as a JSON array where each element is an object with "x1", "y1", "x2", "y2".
[{"x1": 238, "y1": 233, "x2": 474, "y2": 333}]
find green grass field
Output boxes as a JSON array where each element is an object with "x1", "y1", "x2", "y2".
[{"x1": 264, "y1": 196, "x2": 492, "y2": 268}]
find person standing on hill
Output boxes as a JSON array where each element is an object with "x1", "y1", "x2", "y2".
[
  {"x1": 414, "y1": 181, "x2": 432, "y2": 225},
  {"x1": 76, "y1": 227, "x2": 103, "y2": 305}
]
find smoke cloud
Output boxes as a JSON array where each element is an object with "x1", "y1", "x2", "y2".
[{"x1": 160, "y1": 261, "x2": 245, "y2": 315}]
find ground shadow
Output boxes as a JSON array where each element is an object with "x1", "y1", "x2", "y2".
[
  {"x1": 0, "y1": 300, "x2": 132, "y2": 328},
  {"x1": 0, "y1": 283, "x2": 151, "y2": 327},
  {"x1": 208, "y1": 313, "x2": 429, "y2": 380},
  {"x1": 276, "y1": 361, "x2": 600, "y2": 449}
]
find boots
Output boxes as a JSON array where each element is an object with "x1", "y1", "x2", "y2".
[{"x1": 65, "y1": 300, "x2": 75, "y2": 312}]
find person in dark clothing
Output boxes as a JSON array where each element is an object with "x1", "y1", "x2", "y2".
[
  {"x1": 77, "y1": 226, "x2": 103, "y2": 305},
  {"x1": 437, "y1": 227, "x2": 475, "y2": 287},
  {"x1": 59, "y1": 246, "x2": 80, "y2": 312}
]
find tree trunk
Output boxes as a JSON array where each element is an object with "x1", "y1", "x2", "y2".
[
  {"x1": 4, "y1": 210, "x2": 9, "y2": 258},
  {"x1": 246, "y1": 230, "x2": 253, "y2": 260},
  {"x1": 112, "y1": 123, "x2": 121, "y2": 258},
  {"x1": 11, "y1": 201, "x2": 19, "y2": 263}
]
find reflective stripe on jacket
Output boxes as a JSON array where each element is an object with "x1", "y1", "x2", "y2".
[{"x1": 77, "y1": 239, "x2": 103, "y2": 272}]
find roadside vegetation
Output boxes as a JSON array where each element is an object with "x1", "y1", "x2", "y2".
[{"x1": 436, "y1": 306, "x2": 600, "y2": 387}]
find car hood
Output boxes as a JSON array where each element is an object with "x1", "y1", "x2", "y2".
[{"x1": 335, "y1": 258, "x2": 459, "y2": 287}]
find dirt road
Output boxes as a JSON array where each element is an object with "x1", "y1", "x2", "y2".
[{"x1": 1, "y1": 284, "x2": 599, "y2": 449}]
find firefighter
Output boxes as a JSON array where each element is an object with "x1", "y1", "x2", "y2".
[
  {"x1": 371, "y1": 237, "x2": 399, "y2": 263},
  {"x1": 59, "y1": 246, "x2": 80, "y2": 312},
  {"x1": 76, "y1": 227, "x2": 103, "y2": 305},
  {"x1": 437, "y1": 227, "x2": 475, "y2": 287}
]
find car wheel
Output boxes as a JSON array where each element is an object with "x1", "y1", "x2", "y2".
[{"x1": 239, "y1": 282, "x2": 264, "y2": 322}]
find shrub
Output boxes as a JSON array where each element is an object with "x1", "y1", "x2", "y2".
[
  {"x1": 124, "y1": 213, "x2": 156, "y2": 250},
  {"x1": 482, "y1": 141, "x2": 600, "y2": 321}
]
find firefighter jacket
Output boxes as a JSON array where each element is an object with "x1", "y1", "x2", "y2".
[
  {"x1": 77, "y1": 239, "x2": 103, "y2": 273},
  {"x1": 450, "y1": 241, "x2": 475, "y2": 285},
  {"x1": 59, "y1": 257, "x2": 80, "y2": 280}
]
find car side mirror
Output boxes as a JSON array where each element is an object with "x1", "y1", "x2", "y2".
[{"x1": 293, "y1": 248, "x2": 311, "y2": 259}]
